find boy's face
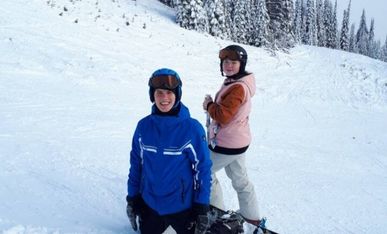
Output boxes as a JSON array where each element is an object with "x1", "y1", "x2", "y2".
[{"x1": 154, "y1": 89, "x2": 176, "y2": 112}]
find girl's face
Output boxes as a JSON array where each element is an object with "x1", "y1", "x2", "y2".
[
  {"x1": 154, "y1": 89, "x2": 176, "y2": 112},
  {"x1": 222, "y1": 59, "x2": 241, "y2": 76}
]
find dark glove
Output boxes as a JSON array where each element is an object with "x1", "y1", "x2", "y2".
[
  {"x1": 193, "y1": 203, "x2": 210, "y2": 234},
  {"x1": 202, "y1": 95, "x2": 213, "y2": 111},
  {"x1": 126, "y1": 195, "x2": 143, "y2": 231}
]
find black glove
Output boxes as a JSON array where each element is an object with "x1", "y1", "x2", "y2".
[
  {"x1": 126, "y1": 195, "x2": 143, "y2": 231},
  {"x1": 193, "y1": 203, "x2": 210, "y2": 234}
]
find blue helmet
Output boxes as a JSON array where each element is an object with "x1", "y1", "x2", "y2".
[{"x1": 148, "y1": 68, "x2": 182, "y2": 106}]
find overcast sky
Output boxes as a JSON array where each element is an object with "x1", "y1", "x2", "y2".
[{"x1": 336, "y1": 0, "x2": 386, "y2": 42}]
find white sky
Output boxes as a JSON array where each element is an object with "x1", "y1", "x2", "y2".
[{"x1": 336, "y1": 0, "x2": 387, "y2": 42}]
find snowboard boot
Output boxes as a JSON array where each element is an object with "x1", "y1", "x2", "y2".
[{"x1": 244, "y1": 217, "x2": 261, "y2": 227}]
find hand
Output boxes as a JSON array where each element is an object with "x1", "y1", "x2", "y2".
[
  {"x1": 203, "y1": 95, "x2": 213, "y2": 111},
  {"x1": 192, "y1": 203, "x2": 211, "y2": 234},
  {"x1": 195, "y1": 214, "x2": 211, "y2": 234},
  {"x1": 126, "y1": 195, "x2": 142, "y2": 231}
]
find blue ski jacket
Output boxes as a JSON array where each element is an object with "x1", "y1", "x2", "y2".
[{"x1": 127, "y1": 103, "x2": 212, "y2": 215}]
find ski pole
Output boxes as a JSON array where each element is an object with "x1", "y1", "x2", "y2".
[{"x1": 205, "y1": 111, "x2": 210, "y2": 142}]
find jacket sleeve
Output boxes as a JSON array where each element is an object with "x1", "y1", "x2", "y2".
[
  {"x1": 207, "y1": 84, "x2": 245, "y2": 125},
  {"x1": 191, "y1": 120, "x2": 212, "y2": 205},
  {"x1": 127, "y1": 125, "x2": 142, "y2": 197}
]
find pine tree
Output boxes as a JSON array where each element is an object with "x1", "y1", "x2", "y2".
[
  {"x1": 323, "y1": 0, "x2": 332, "y2": 47},
  {"x1": 175, "y1": 0, "x2": 208, "y2": 33},
  {"x1": 374, "y1": 40, "x2": 381, "y2": 60},
  {"x1": 316, "y1": 0, "x2": 326, "y2": 47},
  {"x1": 266, "y1": 0, "x2": 295, "y2": 49},
  {"x1": 332, "y1": 0, "x2": 338, "y2": 48},
  {"x1": 356, "y1": 9, "x2": 369, "y2": 55},
  {"x1": 244, "y1": 0, "x2": 255, "y2": 45},
  {"x1": 324, "y1": 0, "x2": 337, "y2": 48},
  {"x1": 340, "y1": 9, "x2": 350, "y2": 50},
  {"x1": 305, "y1": 0, "x2": 317, "y2": 45},
  {"x1": 282, "y1": 0, "x2": 296, "y2": 48},
  {"x1": 293, "y1": 0, "x2": 303, "y2": 43},
  {"x1": 301, "y1": 0, "x2": 307, "y2": 44},
  {"x1": 380, "y1": 36, "x2": 387, "y2": 62},
  {"x1": 349, "y1": 23, "x2": 356, "y2": 52},
  {"x1": 251, "y1": 0, "x2": 270, "y2": 47},
  {"x1": 223, "y1": 0, "x2": 234, "y2": 40},
  {"x1": 159, "y1": 0, "x2": 175, "y2": 7},
  {"x1": 232, "y1": 0, "x2": 250, "y2": 44},
  {"x1": 376, "y1": 40, "x2": 383, "y2": 61},
  {"x1": 339, "y1": 0, "x2": 351, "y2": 51},
  {"x1": 368, "y1": 18, "x2": 377, "y2": 58},
  {"x1": 204, "y1": 0, "x2": 227, "y2": 38}
]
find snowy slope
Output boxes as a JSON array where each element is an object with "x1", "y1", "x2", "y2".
[{"x1": 1, "y1": 0, "x2": 387, "y2": 233}]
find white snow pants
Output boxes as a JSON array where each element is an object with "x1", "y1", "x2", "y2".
[{"x1": 210, "y1": 151, "x2": 260, "y2": 220}]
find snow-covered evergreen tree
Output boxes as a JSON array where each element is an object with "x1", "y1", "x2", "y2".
[
  {"x1": 316, "y1": 0, "x2": 326, "y2": 47},
  {"x1": 305, "y1": 0, "x2": 317, "y2": 45},
  {"x1": 356, "y1": 9, "x2": 369, "y2": 55},
  {"x1": 266, "y1": 0, "x2": 295, "y2": 49},
  {"x1": 367, "y1": 18, "x2": 377, "y2": 58},
  {"x1": 293, "y1": 0, "x2": 303, "y2": 43},
  {"x1": 251, "y1": 0, "x2": 270, "y2": 47},
  {"x1": 285, "y1": 2, "x2": 295, "y2": 30},
  {"x1": 340, "y1": 9, "x2": 350, "y2": 51},
  {"x1": 373, "y1": 40, "x2": 381, "y2": 60},
  {"x1": 339, "y1": 0, "x2": 351, "y2": 51},
  {"x1": 349, "y1": 23, "x2": 356, "y2": 52},
  {"x1": 159, "y1": 0, "x2": 175, "y2": 7},
  {"x1": 223, "y1": 0, "x2": 234, "y2": 40},
  {"x1": 232, "y1": 0, "x2": 250, "y2": 44},
  {"x1": 324, "y1": 0, "x2": 336, "y2": 48},
  {"x1": 204, "y1": 0, "x2": 227, "y2": 38},
  {"x1": 244, "y1": 0, "x2": 255, "y2": 44},
  {"x1": 300, "y1": 0, "x2": 307, "y2": 43},
  {"x1": 282, "y1": 0, "x2": 295, "y2": 48},
  {"x1": 175, "y1": 0, "x2": 208, "y2": 33},
  {"x1": 332, "y1": 0, "x2": 338, "y2": 48},
  {"x1": 380, "y1": 36, "x2": 387, "y2": 62},
  {"x1": 322, "y1": 0, "x2": 332, "y2": 47}
]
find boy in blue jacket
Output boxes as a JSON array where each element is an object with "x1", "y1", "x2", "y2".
[{"x1": 126, "y1": 68, "x2": 212, "y2": 234}]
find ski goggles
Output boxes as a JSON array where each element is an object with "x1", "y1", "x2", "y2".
[
  {"x1": 219, "y1": 48, "x2": 243, "y2": 61},
  {"x1": 148, "y1": 75, "x2": 181, "y2": 90}
]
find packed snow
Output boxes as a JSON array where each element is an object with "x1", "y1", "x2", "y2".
[{"x1": 1, "y1": 0, "x2": 387, "y2": 233}]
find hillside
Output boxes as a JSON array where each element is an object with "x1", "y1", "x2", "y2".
[{"x1": 1, "y1": 0, "x2": 387, "y2": 233}]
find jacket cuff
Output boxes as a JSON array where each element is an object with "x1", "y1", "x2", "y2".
[
  {"x1": 193, "y1": 203, "x2": 210, "y2": 215},
  {"x1": 126, "y1": 194, "x2": 140, "y2": 203}
]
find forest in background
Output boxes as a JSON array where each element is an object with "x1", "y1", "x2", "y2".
[{"x1": 159, "y1": 0, "x2": 387, "y2": 62}]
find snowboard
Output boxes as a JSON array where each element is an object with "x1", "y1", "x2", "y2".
[{"x1": 208, "y1": 205, "x2": 279, "y2": 234}]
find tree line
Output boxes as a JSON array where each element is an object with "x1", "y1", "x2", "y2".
[{"x1": 158, "y1": 0, "x2": 387, "y2": 62}]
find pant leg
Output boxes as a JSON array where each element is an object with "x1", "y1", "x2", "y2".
[
  {"x1": 165, "y1": 209, "x2": 195, "y2": 234},
  {"x1": 210, "y1": 173, "x2": 225, "y2": 210},
  {"x1": 209, "y1": 152, "x2": 241, "y2": 210},
  {"x1": 210, "y1": 151, "x2": 239, "y2": 172},
  {"x1": 139, "y1": 204, "x2": 168, "y2": 234},
  {"x1": 224, "y1": 153, "x2": 260, "y2": 220}
]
